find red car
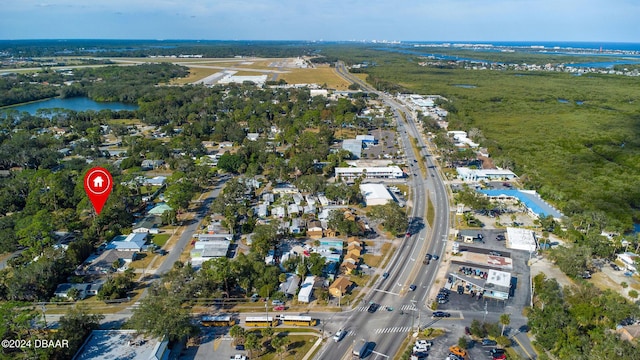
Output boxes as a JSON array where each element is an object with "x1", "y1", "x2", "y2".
[
  {"x1": 492, "y1": 354, "x2": 506, "y2": 360},
  {"x1": 273, "y1": 305, "x2": 285, "y2": 311}
]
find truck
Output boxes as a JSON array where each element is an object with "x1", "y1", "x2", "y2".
[{"x1": 353, "y1": 341, "x2": 369, "y2": 358}]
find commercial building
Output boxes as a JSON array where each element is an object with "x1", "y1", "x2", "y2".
[
  {"x1": 73, "y1": 330, "x2": 169, "y2": 360},
  {"x1": 360, "y1": 183, "x2": 394, "y2": 206},
  {"x1": 335, "y1": 166, "x2": 404, "y2": 181},
  {"x1": 456, "y1": 167, "x2": 517, "y2": 182},
  {"x1": 506, "y1": 227, "x2": 537, "y2": 252},
  {"x1": 342, "y1": 139, "x2": 363, "y2": 159},
  {"x1": 479, "y1": 189, "x2": 563, "y2": 220}
]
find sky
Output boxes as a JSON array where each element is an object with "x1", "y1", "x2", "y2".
[{"x1": 1, "y1": 0, "x2": 638, "y2": 42}]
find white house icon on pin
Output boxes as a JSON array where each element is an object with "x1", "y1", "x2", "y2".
[{"x1": 93, "y1": 176, "x2": 104, "y2": 188}]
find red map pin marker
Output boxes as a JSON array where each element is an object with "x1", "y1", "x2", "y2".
[{"x1": 84, "y1": 167, "x2": 113, "y2": 215}]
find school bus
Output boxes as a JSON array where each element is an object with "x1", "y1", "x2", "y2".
[
  {"x1": 280, "y1": 315, "x2": 318, "y2": 326},
  {"x1": 201, "y1": 315, "x2": 236, "y2": 327},
  {"x1": 244, "y1": 316, "x2": 278, "y2": 327}
]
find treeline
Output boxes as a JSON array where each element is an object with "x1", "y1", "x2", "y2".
[
  {"x1": 528, "y1": 273, "x2": 640, "y2": 359},
  {"x1": 0, "y1": 40, "x2": 316, "y2": 58},
  {"x1": 0, "y1": 62, "x2": 188, "y2": 107}
]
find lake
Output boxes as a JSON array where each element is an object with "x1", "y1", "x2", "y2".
[{"x1": 4, "y1": 97, "x2": 138, "y2": 115}]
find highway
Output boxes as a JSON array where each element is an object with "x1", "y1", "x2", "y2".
[{"x1": 313, "y1": 63, "x2": 452, "y2": 359}]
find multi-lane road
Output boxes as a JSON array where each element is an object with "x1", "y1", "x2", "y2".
[{"x1": 313, "y1": 63, "x2": 453, "y2": 359}]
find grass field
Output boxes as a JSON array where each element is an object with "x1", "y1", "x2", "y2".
[
  {"x1": 170, "y1": 67, "x2": 220, "y2": 84},
  {"x1": 277, "y1": 66, "x2": 351, "y2": 90}
]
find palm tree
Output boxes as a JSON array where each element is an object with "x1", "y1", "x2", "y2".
[
  {"x1": 229, "y1": 325, "x2": 245, "y2": 346},
  {"x1": 500, "y1": 313, "x2": 511, "y2": 336}
]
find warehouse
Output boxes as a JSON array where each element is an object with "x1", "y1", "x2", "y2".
[
  {"x1": 506, "y1": 227, "x2": 537, "y2": 252},
  {"x1": 360, "y1": 183, "x2": 394, "y2": 206}
]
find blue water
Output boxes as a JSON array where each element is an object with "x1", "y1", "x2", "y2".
[
  {"x1": 4, "y1": 97, "x2": 138, "y2": 115},
  {"x1": 382, "y1": 41, "x2": 640, "y2": 68}
]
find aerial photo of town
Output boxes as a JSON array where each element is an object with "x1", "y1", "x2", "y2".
[{"x1": 1, "y1": 1, "x2": 640, "y2": 360}]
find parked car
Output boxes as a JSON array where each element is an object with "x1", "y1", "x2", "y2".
[
  {"x1": 271, "y1": 299, "x2": 284, "y2": 306},
  {"x1": 432, "y1": 254, "x2": 439, "y2": 260},
  {"x1": 610, "y1": 263, "x2": 621, "y2": 271},
  {"x1": 449, "y1": 345, "x2": 467, "y2": 357},
  {"x1": 482, "y1": 339, "x2": 498, "y2": 346},
  {"x1": 433, "y1": 311, "x2": 451, "y2": 318},
  {"x1": 465, "y1": 327, "x2": 471, "y2": 335},
  {"x1": 489, "y1": 348, "x2": 505, "y2": 356},
  {"x1": 273, "y1": 305, "x2": 285, "y2": 311}
]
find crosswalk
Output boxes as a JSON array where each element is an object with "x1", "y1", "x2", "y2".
[
  {"x1": 354, "y1": 304, "x2": 418, "y2": 312},
  {"x1": 375, "y1": 326, "x2": 413, "y2": 334}
]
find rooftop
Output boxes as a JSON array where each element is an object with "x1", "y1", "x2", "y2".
[{"x1": 73, "y1": 330, "x2": 168, "y2": 360}]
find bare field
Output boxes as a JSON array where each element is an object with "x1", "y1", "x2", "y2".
[{"x1": 278, "y1": 66, "x2": 351, "y2": 89}]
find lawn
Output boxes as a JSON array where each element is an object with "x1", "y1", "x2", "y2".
[
  {"x1": 253, "y1": 334, "x2": 319, "y2": 360},
  {"x1": 151, "y1": 233, "x2": 171, "y2": 247}
]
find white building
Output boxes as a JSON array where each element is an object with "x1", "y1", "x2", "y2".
[
  {"x1": 342, "y1": 139, "x2": 363, "y2": 159},
  {"x1": 356, "y1": 135, "x2": 376, "y2": 144},
  {"x1": 506, "y1": 227, "x2": 537, "y2": 252},
  {"x1": 360, "y1": 183, "x2": 394, "y2": 206},
  {"x1": 335, "y1": 166, "x2": 404, "y2": 181},
  {"x1": 298, "y1": 276, "x2": 315, "y2": 303},
  {"x1": 456, "y1": 167, "x2": 517, "y2": 182},
  {"x1": 617, "y1": 252, "x2": 639, "y2": 273},
  {"x1": 447, "y1": 131, "x2": 479, "y2": 148}
]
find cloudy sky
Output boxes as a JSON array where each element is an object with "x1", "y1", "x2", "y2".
[{"x1": 1, "y1": 0, "x2": 637, "y2": 42}]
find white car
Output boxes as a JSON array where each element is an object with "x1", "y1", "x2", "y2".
[{"x1": 333, "y1": 329, "x2": 346, "y2": 342}]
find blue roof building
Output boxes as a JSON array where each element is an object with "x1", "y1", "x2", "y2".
[{"x1": 478, "y1": 189, "x2": 563, "y2": 220}]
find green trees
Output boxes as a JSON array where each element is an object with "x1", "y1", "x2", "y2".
[
  {"x1": 128, "y1": 284, "x2": 199, "y2": 342},
  {"x1": 528, "y1": 274, "x2": 640, "y2": 359},
  {"x1": 367, "y1": 202, "x2": 409, "y2": 235},
  {"x1": 499, "y1": 313, "x2": 510, "y2": 336}
]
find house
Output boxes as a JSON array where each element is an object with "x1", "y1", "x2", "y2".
[
  {"x1": 133, "y1": 216, "x2": 160, "y2": 234},
  {"x1": 288, "y1": 204, "x2": 301, "y2": 216},
  {"x1": 107, "y1": 233, "x2": 148, "y2": 252},
  {"x1": 340, "y1": 262, "x2": 357, "y2": 274},
  {"x1": 262, "y1": 193, "x2": 275, "y2": 204},
  {"x1": 141, "y1": 160, "x2": 165, "y2": 171},
  {"x1": 148, "y1": 203, "x2": 173, "y2": 216},
  {"x1": 298, "y1": 276, "x2": 315, "y2": 303},
  {"x1": 246, "y1": 133, "x2": 260, "y2": 141},
  {"x1": 343, "y1": 253, "x2": 359, "y2": 265},
  {"x1": 329, "y1": 276, "x2": 353, "y2": 298},
  {"x1": 190, "y1": 239, "x2": 231, "y2": 265},
  {"x1": 76, "y1": 250, "x2": 137, "y2": 275},
  {"x1": 617, "y1": 252, "x2": 639, "y2": 273},
  {"x1": 289, "y1": 218, "x2": 303, "y2": 234},
  {"x1": 273, "y1": 206, "x2": 286, "y2": 219},
  {"x1": 255, "y1": 204, "x2": 268, "y2": 218},
  {"x1": 54, "y1": 283, "x2": 90, "y2": 300},
  {"x1": 143, "y1": 176, "x2": 167, "y2": 187},
  {"x1": 616, "y1": 324, "x2": 640, "y2": 343},
  {"x1": 307, "y1": 220, "x2": 323, "y2": 239},
  {"x1": 279, "y1": 274, "x2": 301, "y2": 297}
]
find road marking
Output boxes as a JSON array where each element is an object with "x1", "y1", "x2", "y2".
[
  {"x1": 374, "y1": 327, "x2": 411, "y2": 334},
  {"x1": 373, "y1": 289, "x2": 399, "y2": 296}
]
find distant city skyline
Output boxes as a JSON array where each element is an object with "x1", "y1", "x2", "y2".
[{"x1": 1, "y1": 0, "x2": 638, "y2": 43}]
